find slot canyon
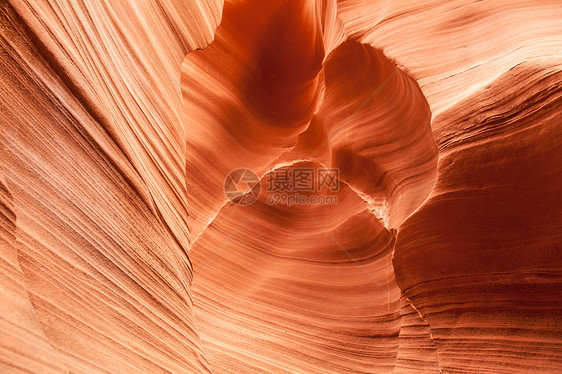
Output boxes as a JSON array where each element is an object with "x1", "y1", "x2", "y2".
[{"x1": 1, "y1": 0, "x2": 561, "y2": 373}]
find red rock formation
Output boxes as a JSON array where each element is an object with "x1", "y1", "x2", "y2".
[
  {"x1": 1, "y1": 0, "x2": 561, "y2": 373},
  {"x1": 182, "y1": 0, "x2": 326, "y2": 239},
  {"x1": 336, "y1": 0, "x2": 562, "y2": 115},
  {"x1": 191, "y1": 162, "x2": 404, "y2": 372},
  {"x1": 394, "y1": 64, "x2": 562, "y2": 373},
  {"x1": 0, "y1": 0, "x2": 221, "y2": 372}
]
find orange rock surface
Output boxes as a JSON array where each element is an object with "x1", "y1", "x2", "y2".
[{"x1": 1, "y1": 0, "x2": 561, "y2": 373}]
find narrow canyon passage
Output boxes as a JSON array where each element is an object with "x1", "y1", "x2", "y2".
[
  {"x1": 181, "y1": 0, "x2": 440, "y2": 372},
  {"x1": 1, "y1": 0, "x2": 561, "y2": 373}
]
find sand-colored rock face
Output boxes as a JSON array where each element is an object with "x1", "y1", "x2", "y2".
[
  {"x1": 394, "y1": 65, "x2": 562, "y2": 373},
  {"x1": 1, "y1": 0, "x2": 221, "y2": 372},
  {"x1": 1, "y1": 0, "x2": 561, "y2": 373}
]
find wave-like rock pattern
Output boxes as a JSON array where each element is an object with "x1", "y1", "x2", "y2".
[
  {"x1": 182, "y1": 0, "x2": 349, "y2": 239},
  {"x1": 336, "y1": 0, "x2": 562, "y2": 115},
  {"x1": 1, "y1": 0, "x2": 221, "y2": 372},
  {"x1": 394, "y1": 63, "x2": 562, "y2": 373},
  {"x1": 2, "y1": 0, "x2": 562, "y2": 372},
  {"x1": 184, "y1": 3, "x2": 440, "y2": 369},
  {"x1": 191, "y1": 162, "x2": 405, "y2": 373},
  {"x1": 279, "y1": 39, "x2": 438, "y2": 228}
]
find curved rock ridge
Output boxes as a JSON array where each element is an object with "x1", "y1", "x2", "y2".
[
  {"x1": 183, "y1": 3, "x2": 437, "y2": 237},
  {"x1": 190, "y1": 162, "x2": 417, "y2": 373},
  {"x1": 394, "y1": 63, "x2": 562, "y2": 373},
  {"x1": 336, "y1": 0, "x2": 562, "y2": 115},
  {"x1": 0, "y1": 168, "x2": 67, "y2": 374},
  {"x1": 182, "y1": 0, "x2": 329, "y2": 239},
  {"x1": 182, "y1": 6, "x2": 441, "y2": 369},
  {"x1": 8, "y1": 0, "x2": 223, "y2": 251},
  {"x1": 1, "y1": 0, "x2": 221, "y2": 372},
  {"x1": 2, "y1": 0, "x2": 562, "y2": 373},
  {"x1": 278, "y1": 39, "x2": 438, "y2": 228}
]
